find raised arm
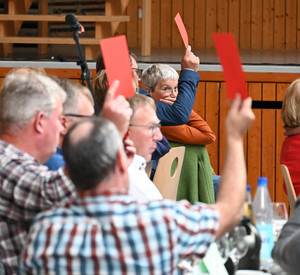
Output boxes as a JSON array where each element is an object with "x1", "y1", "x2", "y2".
[
  {"x1": 155, "y1": 47, "x2": 200, "y2": 126},
  {"x1": 214, "y1": 95, "x2": 255, "y2": 238}
]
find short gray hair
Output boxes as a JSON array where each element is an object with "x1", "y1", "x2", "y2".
[
  {"x1": 62, "y1": 117, "x2": 123, "y2": 190},
  {"x1": 0, "y1": 73, "x2": 66, "y2": 133},
  {"x1": 141, "y1": 64, "x2": 179, "y2": 90},
  {"x1": 53, "y1": 78, "x2": 94, "y2": 114}
]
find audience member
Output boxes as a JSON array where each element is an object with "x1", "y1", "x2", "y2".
[
  {"x1": 44, "y1": 78, "x2": 94, "y2": 170},
  {"x1": 142, "y1": 64, "x2": 216, "y2": 203},
  {"x1": 0, "y1": 73, "x2": 76, "y2": 274},
  {"x1": 0, "y1": 72, "x2": 132, "y2": 274},
  {"x1": 127, "y1": 94, "x2": 163, "y2": 202},
  {"x1": 20, "y1": 94, "x2": 255, "y2": 274},
  {"x1": 272, "y1": 197, "x2": 300, "y2": 275},
  {"x1": 92, "y1": 69, "x2": 170, "y2": 163},
  {"x1": 280, "y1": 78, "x2": 300, "y2": 196}
]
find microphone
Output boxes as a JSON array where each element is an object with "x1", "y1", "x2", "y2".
[{"x1": 65, "y1": 14, "x2": 82, "y2": 32}]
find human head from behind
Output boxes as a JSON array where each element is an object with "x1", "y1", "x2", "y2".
[
  {"x1": 7, "y1": 66, "x2": 47, "y2": 76},
  {"x1": 62, "y1": 117, "x2": 128, "y2": 192},
  {"x1": 55, "y1": 78, "x2": 95, "y2": 146},
  {"x1": 281, "y1": 78, "x2": 300, "y2": 128},
  {"x1": 0, "y1": 73, "x2": 66, "y2": 163},
  {"x1": 127, "y1": 94, "x2": 162, "y2": 162},
  {"x1": 142, "y1": 64, "x2": 179, "y2": 104}
]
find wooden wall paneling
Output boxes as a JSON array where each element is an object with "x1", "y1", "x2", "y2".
[
  {"x1": 194, "y1": 0, "x2": 206, "y2": 48},
  {"x1": 285, "y1": 0, "x2": 297, "y2": 50},
  {"x1": 262, "y1": 0, "x2": 274, "y2": 50},
  {"x1": 274, "y1": 0, "x2": 285, "y2": 50},
  {"x1": 171, "y1": 0, "x2": 184, "y2": 48},
  {"x1": 160, "y1": 0, "x2": 172, "y2": 48},
  {"x1": 193, "y1": 80, "x2": 206, "y2": 118},
  {"x1": 297, "y1": 0, "x2": 300, "y2": 48},
  {"x1": 205, "y1": 82, "x2": 220, "y2": 174},
  {"x1": 275, "y1": 83, "x2": 289, "y2": 206},
  {"x1": 137, "y1": 0, "x2": 143, "y2": 47},
  {"x1": 205, "y1": 0, "x2": 217, "y2": 48},
  {"x1": 261, "y1": 83, "x2": 276, "y2": 201},
  {"x1": 247, "y1": 83, "x2": 262, "y2": 197},
  {"x1": 240, "y1": 0, "x2": 251, "y2": 49},
  {"x1": 126, "y1": 0, "x2": 138, "y2": 47},
  {"x1": 251, "y1": 0, "x2": 263, "y2": 49},
  {"x1": 151, "y1": 0, "x2": 160, "y2": 48},
  {"x1": 228, "y1": 0, "x2": 240, "y2": 45},
  {"x1": 183, "y1": 0, "x2": 195, "y2": 47},
  {"x1": 218, "y1": 82, "x2": 228, "y2": 174},
  {"x1": 38, "y1": 0, "x2": 48, "y2": 56},
  {"x1": 216, "y1": 0, "x2": 228, "y2": 33}
]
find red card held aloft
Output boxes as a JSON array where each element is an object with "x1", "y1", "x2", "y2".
[
  {"x1": 213, "y1": 33, "x2": 248, "y2": 100},
  {"x1": 100, "y1": 35, "x2": 134, "y2": 98},
  {"x1": 174, "y1": 13, "x2": 189, "y2": 49}
]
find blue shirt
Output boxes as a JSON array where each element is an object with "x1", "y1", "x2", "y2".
[
  {"x1": 140, "y1": 69, "x2": 201, "y2": 126},
  {"x1": 44, "y1": 147, "x2": 65, "y2": 171},
  {"x1": 20, "y1": 193, "x2": 219, "y2": 275}
]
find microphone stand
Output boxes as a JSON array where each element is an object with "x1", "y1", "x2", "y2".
[{"x1": 71, "y1": 29, "x2": 99, "y2": 115}]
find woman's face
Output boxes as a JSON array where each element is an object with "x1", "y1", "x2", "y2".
[{"x1": 149, "y1": 79, "x2": 178, "y2": 102}]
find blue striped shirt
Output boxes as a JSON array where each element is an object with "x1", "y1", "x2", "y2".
[{"x1": 20, "y1": 192, "x2": 219, "y2": 275}]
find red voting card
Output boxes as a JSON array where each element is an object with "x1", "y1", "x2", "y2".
[
  {"x1": 213, "y1": 33, "x2": 248, "y2": 100},
  {"x1": 100, "y1": 35, "x2": 134, "y2": 98},
  {"x1": 174, "y1": 13, "x2": 189, "y2": 49}
]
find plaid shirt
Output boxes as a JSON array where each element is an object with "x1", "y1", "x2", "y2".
[
  {"x1": 0, "y1": 140, "x2": 77, "y2": 275},
  {"x1": 20, "y1": 192, "x2": 219, "y2": 275}
]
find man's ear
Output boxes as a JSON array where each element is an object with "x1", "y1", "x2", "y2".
[
  {"x1": 116, "y1": 148, "x2": 127, "y2": 174},
  {"x1": 33, "y1": 111, "x2": 45, "y2": 134},
  {"x1": 60, "y1": 115, "x2": 69, "y2": 135}
]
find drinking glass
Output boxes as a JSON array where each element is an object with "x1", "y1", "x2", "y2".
[
  {"x1": 228, "y1": 226, "x2": 248, "y2": 273},
  {"x1": 272, "y1": 202, "x2": 288, "y2": 242}
]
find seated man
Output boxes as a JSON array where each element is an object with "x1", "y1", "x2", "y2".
[
  {"x1": 44, "y1": 78, "x2": 95, "y2": 170},
  {"x1": 0, "y1": 72, "x2": 132, "y2": 275},
  {"x1": 20, "y1": 94, "x2": 255, "y2": 274},
  {"x1": 127, "y1": 94, "x2": 163, "y2": 202}
]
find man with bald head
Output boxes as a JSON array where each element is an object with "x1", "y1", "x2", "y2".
[{"x1": 20, "y1": 94, "x2": 255, "y2": 274}]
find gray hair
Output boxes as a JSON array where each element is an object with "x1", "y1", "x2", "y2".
[
  {"x1": 0, "y1": 73, "x2": 66, "y2": 133},
  {"x1": 141, "y1": 64, "x2": 179, "y2": 90},
  {"x1": 127, "y1": 94, "x2": 156, "y2": 121},
  {"x1": 53, "y1": 78, "x2": 94, "y2": 114},
  {"x1": 62, "y1": 117, "x2": 123, "y2": 190}
]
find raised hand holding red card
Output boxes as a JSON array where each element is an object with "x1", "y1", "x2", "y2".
[
  {"x1": 213, "y1": 33, "x2": 248, "y2": 100},
  {"x1": 100, "y1": 35, "x2": 134, "y2": 99}
]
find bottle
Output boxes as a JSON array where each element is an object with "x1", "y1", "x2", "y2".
[
  {"x1": 243, "y1": 185, "x2": 256, "y2": 225},
  {"x1": 252, "y1": 177, "x2": 274, "y2": 265}
]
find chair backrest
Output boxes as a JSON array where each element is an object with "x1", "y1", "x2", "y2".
[
  {"x1": 152, "y1": 146, "x2": 185, "y2": 200},
  {"x1": 280, "y1": 164, "x2": 297, "y2": 212}
]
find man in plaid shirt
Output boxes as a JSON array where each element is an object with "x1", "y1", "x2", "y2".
[
  {"x1": 20, "y1": 94, "x2": 255, "y2": 274},
  {"x1": 0, "y1": 72, "x2": 132, "y2": 275}
]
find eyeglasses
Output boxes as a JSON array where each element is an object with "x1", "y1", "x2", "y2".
[
  {"x1": 132, "y1": 68, "x2": 143, "y2": 79},
  {"x1": 129, "y1": 122, "x2": 161, "y2": 135},
  {"x1": 64, "y1": 113, "x2": 95, "y2": 119},
  {"x1": 160, "y1": 86, "x2": 178, "y2": 95}
]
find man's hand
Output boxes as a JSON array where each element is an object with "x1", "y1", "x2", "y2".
[
  {"x1": 181, "y1": 46, "x2": 200, "y2": 72},
  {"x1": 101, "y1": 80, "x2": 132, "y2": 138},
  {"x1": 226, "y1": 95, "x2": 255, "y2": 140}
]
